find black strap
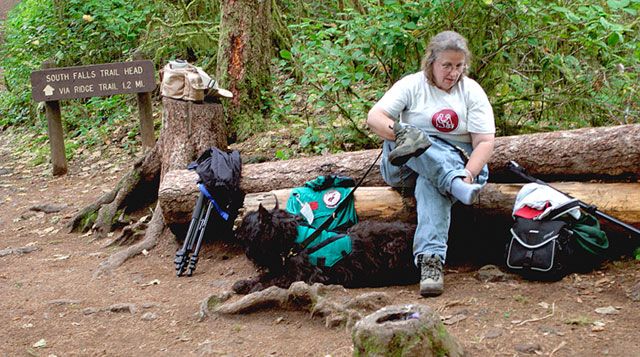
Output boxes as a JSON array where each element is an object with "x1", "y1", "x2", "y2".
[
  {"x1": 295, "y1": 149, "x2": 383, "y2": 252},
  {"x1": 431, "y1": 136, "x2": 470, "y2": 163},
  {"x1": 545, "y1": 200, "x2": 581, "y2": 221},
  {"x1": 304, "y1": 233, "x2": 348, "y2": 255}
]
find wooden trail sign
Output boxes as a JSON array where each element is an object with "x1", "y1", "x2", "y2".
[
  {"x1": 30, "y1": 60, "x2": 155, "y2": 102},
  {"x1": 31, "y1": 59, "x2": 157, "y2": 176}
]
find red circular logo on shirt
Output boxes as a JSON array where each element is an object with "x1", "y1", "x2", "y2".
[{"x1": 432, "y1": 109, "x2": 459, "y2": 133}]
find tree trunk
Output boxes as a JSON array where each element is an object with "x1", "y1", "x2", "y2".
[
  {"x1": 348, "y1": 0, "x2": 367, "y2": 14},
  {"x1": 158, "y1": 98, "x2": 227, "y2": 177},
  {"x1": 162, "y1": 124, "x2": 640, "y2": 195},
  {"x1": 217, "y1": 0, "x2": 272, "y2": 140},
  {"x1": 68, "y1": 98, "x2": 227, "y2": 277}
]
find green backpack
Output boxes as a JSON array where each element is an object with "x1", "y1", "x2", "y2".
[
  {"x1": 285, "y1": 175, "x2": 358, "y2": 267},
  {"x1": 572, "y1": 211, "x2": 609, "y2": 256}
]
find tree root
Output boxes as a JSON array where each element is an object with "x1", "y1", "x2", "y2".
[
  {"x1": 64, "y1": 189, "x2": 117, "y2": 234},
  {"x1": 92, "y1": 203, "x2": 164, "y2": 279},
  {"x1": 66, "y1": 146, "x2": 160, "y2": 238},
  {"x1": 209, "y1": 282, "x2": 392, "y2": 329},
  {"x1": 104, "y1": 215, "x2": 151, "y2": 247}
]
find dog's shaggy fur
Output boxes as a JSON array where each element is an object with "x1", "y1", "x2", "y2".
[{"x1": 232, "y1": 205, "x2": 418, "y2": 294}]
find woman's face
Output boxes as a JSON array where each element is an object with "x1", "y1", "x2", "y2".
[{"x1": 432, "y1": 50, "x2": 466, "y2": 91}]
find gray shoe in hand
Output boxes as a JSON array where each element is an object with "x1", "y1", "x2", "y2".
[{"x1": 388, "y1": 122, "x2": 431, "y2": 166}]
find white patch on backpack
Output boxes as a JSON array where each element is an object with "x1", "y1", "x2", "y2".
[
  {"x1": 293, "y1": 193, "x2": 314, "y2": 224},
  {"x1": 323, "y1": 189, "x2": 341, "y2": 208}
]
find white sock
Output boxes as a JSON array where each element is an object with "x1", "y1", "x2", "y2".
[{"x1": 450, "y1": 178, "x2": 482, "y2": 205}]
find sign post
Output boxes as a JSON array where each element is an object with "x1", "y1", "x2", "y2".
[
  {"x1": 133, "y1": 51, "x2": 155, "y2": 150},
  {"x1": 42, "y1": 59, "x2": 67, "y2": 176},
  {"x1": 30, "y1": 59, "x2": 157, "y2": 175}
]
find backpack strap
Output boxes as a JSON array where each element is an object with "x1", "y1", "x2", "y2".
[
  {"x1": 305, "y1": 232, "x2": 350, "y2": 268},
  {"x1": 544, "y1": 199, "x2": 581, "y2": 221},
  {"x1": 430, "y1": 136, "x2": 470, "y2": 163},
  {"x1": 198, "y1": 183, "x2": 229, "y2": 220},
  {"x1": 303, "y1": 232, "x2": 348, "y2": 255}
]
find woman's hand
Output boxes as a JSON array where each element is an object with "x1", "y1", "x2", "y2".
[{"x1": 462, "y1": 168, "x2": 474, "y2": 184}]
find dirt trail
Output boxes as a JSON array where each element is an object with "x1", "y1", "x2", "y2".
[
  {"x1": 0, "y1": 0, "x2": 19, "y2": 22},
  {"x1": 0, "y1": 125, "x2": 639, "y2": 356}
]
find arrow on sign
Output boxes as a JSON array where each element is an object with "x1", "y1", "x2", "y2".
[{"x1": 43, "y1": 85, "x2": 55, "y2": 96}]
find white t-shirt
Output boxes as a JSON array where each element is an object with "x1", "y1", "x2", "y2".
[{"x1": 373, "y1": 71, "x2": 495, "y2": 143}]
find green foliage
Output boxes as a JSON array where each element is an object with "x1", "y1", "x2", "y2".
[
  {"x1": 270, "y1": 2, "x2": 431, "y2": 153},
  {"x1": 0, "y1": 0, "x2": 155, "y2": 126},
  {"x1": 269, "y1": 0, "x2": 640, "y2": 155},
  {"x1": 0, "y1": 0, "x2": 156, "y2": 162},
  {"x1": 138, "y1": 0, "x2": 219, "y2": 73},
  {"x1": 469, "y1": 0, "x2": 640, "y2": 134},
  {"x1": 1, "y1": 0, "x2": 639, "y2": 162},
  {"x1": 62, "y1": 95, "x2": 137, "y2": 156}
]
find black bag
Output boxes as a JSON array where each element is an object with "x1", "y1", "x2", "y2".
[
  {"x1": 186, "y1": 147, "x2": 245, "y2": 241},
  {"x1": 506, "y1": 217, "x2": 575, "y2": 281},
  {"x1": 506, "y1": 197, "x2": 609, "y2": 280}
]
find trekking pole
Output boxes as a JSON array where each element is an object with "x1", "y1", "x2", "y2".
[{"x1": 507, "y1": 161, "x2": 640, "y2": 238}]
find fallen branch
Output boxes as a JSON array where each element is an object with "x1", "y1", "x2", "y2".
[
  {"x1": 516, "y1": 302, "x2": 555, "y2": 326},
  {"x1": 549, "y1": 341, "x2": 567, "y2": 357}
]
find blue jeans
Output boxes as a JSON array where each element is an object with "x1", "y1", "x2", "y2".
[{"x1": 380, "y1": 136, "x2": 489, "y2": 265}]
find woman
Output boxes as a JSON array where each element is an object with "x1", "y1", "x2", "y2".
[{"x1": 366, "y1": 31, "x2": 495, "y2": 297}]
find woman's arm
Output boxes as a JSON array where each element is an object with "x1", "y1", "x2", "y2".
[
  {"x1": 366, "y1": 106, "x2": 397, "y2": 141},
  {"x1": 464, "y1": 132, "x2": 495, "y2": 183}
]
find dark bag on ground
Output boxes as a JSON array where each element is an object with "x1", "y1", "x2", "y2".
[
  {"x1": 506, "y1": 196, "x2": 609, "y2": 281},
  {"x1": 507, "y1": 217, "x2": 575, "y2": 281},
  {"x1": 185, "y1": 147, "x2": 245, "y2": 241}
]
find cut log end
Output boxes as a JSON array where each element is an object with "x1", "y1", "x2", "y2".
[{"x1": 352, "y1": 304, "x2": 465, "y2": 357}]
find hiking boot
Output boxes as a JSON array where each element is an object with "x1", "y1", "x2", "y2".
[
  {"x1": 418, "y1": 254, "x2": 444, "y2": 297},
  {"x1": 388, "y1": 122, "x2": 431, "y2": 166}
]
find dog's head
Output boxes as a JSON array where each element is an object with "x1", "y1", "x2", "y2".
[{"x1": 236, "y1": 204, "x2": 300, "y2": 270}]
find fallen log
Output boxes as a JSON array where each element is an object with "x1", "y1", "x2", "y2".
[
  {"x1": 158, "y1": 169, "x2": 407, "y2": 225},
  {"x1": 240, "y1": 124, "x2": 639, "y2": 188},
  {"x1": 160, "y1": 178, "x2": 640, "y2": 229},
  {"x1": 164, "y1": 124, "x2": 640, "y2": 196},
  {"x1": 162, "y1": 180, "x2": 640, "y2": 265},
  {"x1": 490, "y1": 124, "x2": 640, "y2": 182}
]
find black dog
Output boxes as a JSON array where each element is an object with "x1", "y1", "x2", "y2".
[{"x1": 232, "y1": 205, "x2": 418, "y2": 294}]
